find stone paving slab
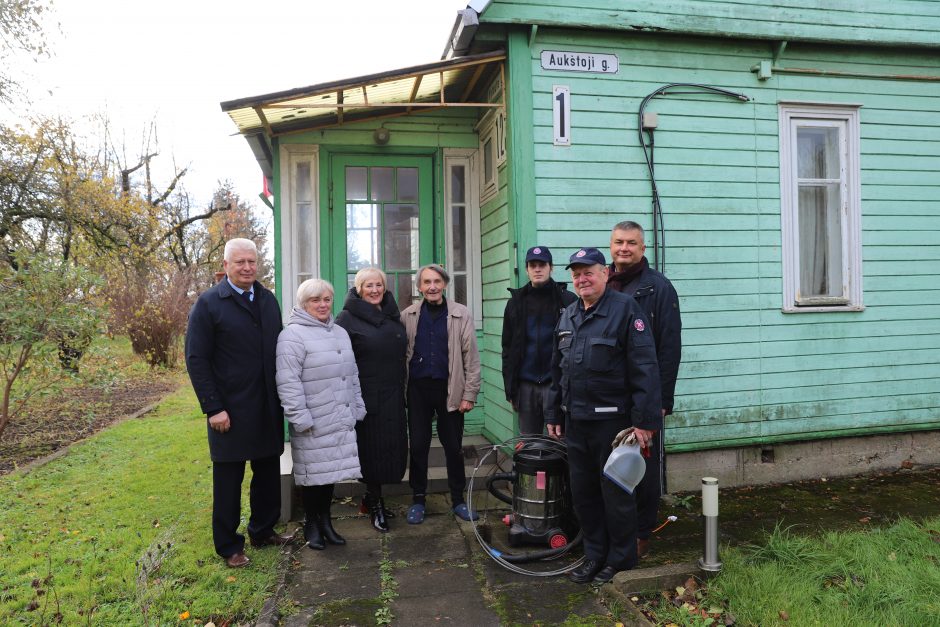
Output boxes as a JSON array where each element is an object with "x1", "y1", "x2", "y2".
[
  {"x1": 490, "y1": 579, "x2": 609, "y2": 625},
  {"x1": 395, "y1": 561, "x2": 477, "y2": 597},
  {"x1": 392, "y1": 564, "x2": 501, "y2": 625}
]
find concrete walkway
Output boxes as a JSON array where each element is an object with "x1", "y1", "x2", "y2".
[
  {"x1": 262, "y1": 493, "x2": 619, "y2": 627},
  {"x1": 258, "y1": 466, "x2": 940, "y2": 626}
]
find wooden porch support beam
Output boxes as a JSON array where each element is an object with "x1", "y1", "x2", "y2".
[
  {"x1": 460, "y1": 63, "x2": 487, "y2": 101},
  {"x1": 406, "y1": 75, "x2": 423, "y2": 113},
  {"x1": 337, "y1": 91, "x2": 344, "y2": 124},
  {"x1": 253, "y1": 106, "x2": 274, "y2": 136}
]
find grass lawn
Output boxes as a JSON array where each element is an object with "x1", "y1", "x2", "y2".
[
  {"x1": 0, "y1": 385, "x2": 284, "y2": 625},
  {"x1": 642, "y1": 518, "x2": 940, "y2": 626}
]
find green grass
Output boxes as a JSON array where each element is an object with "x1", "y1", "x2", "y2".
[
  {"x1": 0, "y1": 385, "x2": 283, "y2": 625},
  {"x1": 645, "y1": 519, "x2": 940, "y2": 626}
]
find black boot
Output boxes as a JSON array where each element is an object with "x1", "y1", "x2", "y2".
[
  {"x1": 304, "y1": 517, "x2": 325, "y2": 550},
  {"x1": 370, "y1": 497, "x2": 390, "y2": 533},
  {"x1": 317, "y1": 513, "x2": 346, "y2": 545}
]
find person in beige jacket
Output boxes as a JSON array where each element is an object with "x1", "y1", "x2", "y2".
[{"x1": 402, "y1": 264, "x2": 481, "y2": 524}]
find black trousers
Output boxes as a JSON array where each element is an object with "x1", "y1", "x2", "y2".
[
  {"x1": 566, "y1": 417, "x2": 638, "y2": 571},
  {"x1": 212, "y1": 455, "x2": 280, "y2": 558},
  {"x1": 408, "y1": 378, "x2": 466, "y2": 505},
  {"x1": 516, "y1": 380, "x2": 553, "y2": 435},
  {"x1": 635, "y1": 429, "x2": 663, "y2": 540},
  {"x1": 301, "y1": 483, "x2": 335, "y2": 518}
]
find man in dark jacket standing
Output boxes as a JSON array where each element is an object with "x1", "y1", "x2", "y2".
[
  {"x1": 549, "y1": 247, "x2": 661, "y2": 584},
  {"x1": 501, "y1": 246, "x2": 577, "y2": 434},
  {"x1": 608, "y1": 221, "x2": 682, "y2": 559},
  {"x1": 185, "y1": 238, "x2": 293, "y2": 568}
]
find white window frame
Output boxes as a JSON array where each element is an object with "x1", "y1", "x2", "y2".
[
  {"x1": 476, "y1": 107, "x2": 505, "y2": 204},
  {"x1": 444, "y1": 149, "x2": 483, "y2": 328},
  {"x1": 779, "y1": 103, "x2": 863, "y2": 313},
  {"x1": 279, "y1": 144, "x2": 320, "y2": 318}
]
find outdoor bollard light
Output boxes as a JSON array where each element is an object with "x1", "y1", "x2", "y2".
[{"x1": 699, "y1": 476, "x2": 722, "y2": 572}]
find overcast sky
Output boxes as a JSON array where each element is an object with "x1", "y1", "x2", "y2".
[{"x1": 8, "y1": 0, "x2": 468, "y2": 213}]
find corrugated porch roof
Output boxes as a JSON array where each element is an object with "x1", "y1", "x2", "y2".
[{"x1": 220, "y1": 50, "x2": 505, "y2": 137}]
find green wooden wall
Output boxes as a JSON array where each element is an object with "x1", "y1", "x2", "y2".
[
  {"x1": 499, "y1": 25, "x2": 940, "y2": 452},
  {"x1": 480, "y1": 0, "x2": 940, "y2": 48},
  {"x1": 274, "y1": 108, "x2": 490, "y2": 434}
]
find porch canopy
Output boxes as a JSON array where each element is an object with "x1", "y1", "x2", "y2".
[{"x1": 220, "y1": 50, "x2": 505, "y2": 137}]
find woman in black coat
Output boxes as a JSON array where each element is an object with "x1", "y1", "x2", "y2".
[{"x1": 335, "y1": 267, "x2": 408, "y2": 532}]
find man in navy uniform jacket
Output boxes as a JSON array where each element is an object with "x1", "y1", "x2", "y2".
[{"x1": 548, "y1": 247, "x2": 661, "y2": 584}]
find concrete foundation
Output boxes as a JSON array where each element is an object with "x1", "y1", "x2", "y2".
[{"x1": 666, "y1": 429, "x2": 940, "y2": 492}]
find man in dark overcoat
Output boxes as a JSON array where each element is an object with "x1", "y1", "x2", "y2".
[{"x1": 185, "y1": 238, "x2": 293, "y2": 567}]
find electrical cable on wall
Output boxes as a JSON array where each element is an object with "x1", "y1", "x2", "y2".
[{"x1": 637, "y1": 84, "x2": 751, "y2": 272}]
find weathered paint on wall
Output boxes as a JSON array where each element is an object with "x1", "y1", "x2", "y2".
[
  {"x1": 480, "y1": 0, "x2": 940, "y2": 48},
  {"x1": 492, "y1": 24, "x2": 940, "y2": 452}
]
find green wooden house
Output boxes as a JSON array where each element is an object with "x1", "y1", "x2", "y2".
[{"x1": 221, "y1": 0, "x2": 940, "y2": 490}]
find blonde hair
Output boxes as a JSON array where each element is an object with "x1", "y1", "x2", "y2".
[
  {"x1": 296, "y1": 278, "x2": 334, "y2": 308},
  {"x1": 354, "y1": 267, "x2": 387, "y2": 295}
]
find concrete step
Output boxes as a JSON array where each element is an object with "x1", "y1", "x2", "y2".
[
  {"x1": 279, "y1": 436, "x2": 506, "y2": 521},
  {"x1": 333, "y1": 461, "x2": 499, "y2": 498}
]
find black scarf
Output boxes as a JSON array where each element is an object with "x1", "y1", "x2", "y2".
[{"x1": 608, "y1": 257, "x2": 648, "y2": 292}]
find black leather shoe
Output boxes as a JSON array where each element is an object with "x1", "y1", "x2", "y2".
[
  {"x1": 593, "y1": 565, "x2": 620, "y2": 583},
  {"x1": 568, "y1": 559, "x2": 603, "y2": 584},
  {"x1": 304, "y1": 518, "x2": 325, "y2": 550},
  {"x1": 317, "y1": 514, "x2": 346, "y2": 546}
]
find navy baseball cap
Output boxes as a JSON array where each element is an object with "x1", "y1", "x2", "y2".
[
  {"x1": 525, "y1": 246, "x2": 553, "y2": 265},
  {"x1": 565, "y1": 247, "x2": 607, "y2": 269}
]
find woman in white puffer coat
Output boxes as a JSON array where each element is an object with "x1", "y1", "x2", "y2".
[{"x1": 276, "y1": 278, "x2": 366, "y2": 550}]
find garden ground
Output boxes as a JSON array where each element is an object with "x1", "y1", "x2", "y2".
[{"x1": 3, "y1": 347, "x2": 940, "y2": 625}]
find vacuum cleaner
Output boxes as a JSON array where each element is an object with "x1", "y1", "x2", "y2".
[
  {"x1": 485, "y1": 439, "x2": 579, "y2": 549},
  {"x1": 467, "y1": 435, "x2": 583, "y2": 577}
]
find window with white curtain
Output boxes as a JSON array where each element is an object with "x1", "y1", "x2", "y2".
[
  {"x1": 779, "y1": 104, "x2": 863, "y2": 312},
  {"x1": 279, "y1": 145, "x2": 319, "y2": 315},
  {"x1": 444, "y1": 150, "x2": 482, "y2": 327}
]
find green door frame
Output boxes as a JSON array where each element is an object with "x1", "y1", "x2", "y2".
[{"x1": 326, "y1": 154, "x2": 435, "y2": 311}]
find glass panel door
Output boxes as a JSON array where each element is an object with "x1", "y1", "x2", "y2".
[{"x1": 331, "y1": 155, "x2": 433, "y2": 310}]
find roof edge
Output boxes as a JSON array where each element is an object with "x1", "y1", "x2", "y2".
[{"x1": 220, "y1": 49, "x2": 506, "y2": 112}]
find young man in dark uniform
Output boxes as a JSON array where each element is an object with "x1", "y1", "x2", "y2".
[{"x1": 501, "y1": 246, "x2": 577, "y2": 434}]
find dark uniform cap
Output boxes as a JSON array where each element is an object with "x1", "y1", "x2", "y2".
[
  {"x1": 525, "y1": 246, "x2": 553, "y2": 265},
  {"x1": 565, "y1": 247, "x2": 607, "y2": 269}
]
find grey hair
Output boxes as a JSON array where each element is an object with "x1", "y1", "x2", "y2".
[
  {"x1": 354, "y1": 267, "x2": 387, "y2": 295},
  {"x1": 415, "y1": 263, "x2": 449, "y2": 285},
  {"x1": 296, "y1": 278, "x2": 334, "y2": 308},
  {"x1": 612, "y1": 221, "x2": 645, "y2": 241},
  {"x1": 224, "y1": 238, "x2": 258, "y2": 261}
]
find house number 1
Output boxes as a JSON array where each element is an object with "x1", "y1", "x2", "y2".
[{"x1": 553, "y1": 85, "x2": 571, "y2": 146}]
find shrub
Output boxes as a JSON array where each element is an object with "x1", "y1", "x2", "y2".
[
  {"x1": 0, "y1": 253, "x2": 101, "y2": 438},
  {"x1": 107, "y1": 266, "x2": 194, "y2": 368}
]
